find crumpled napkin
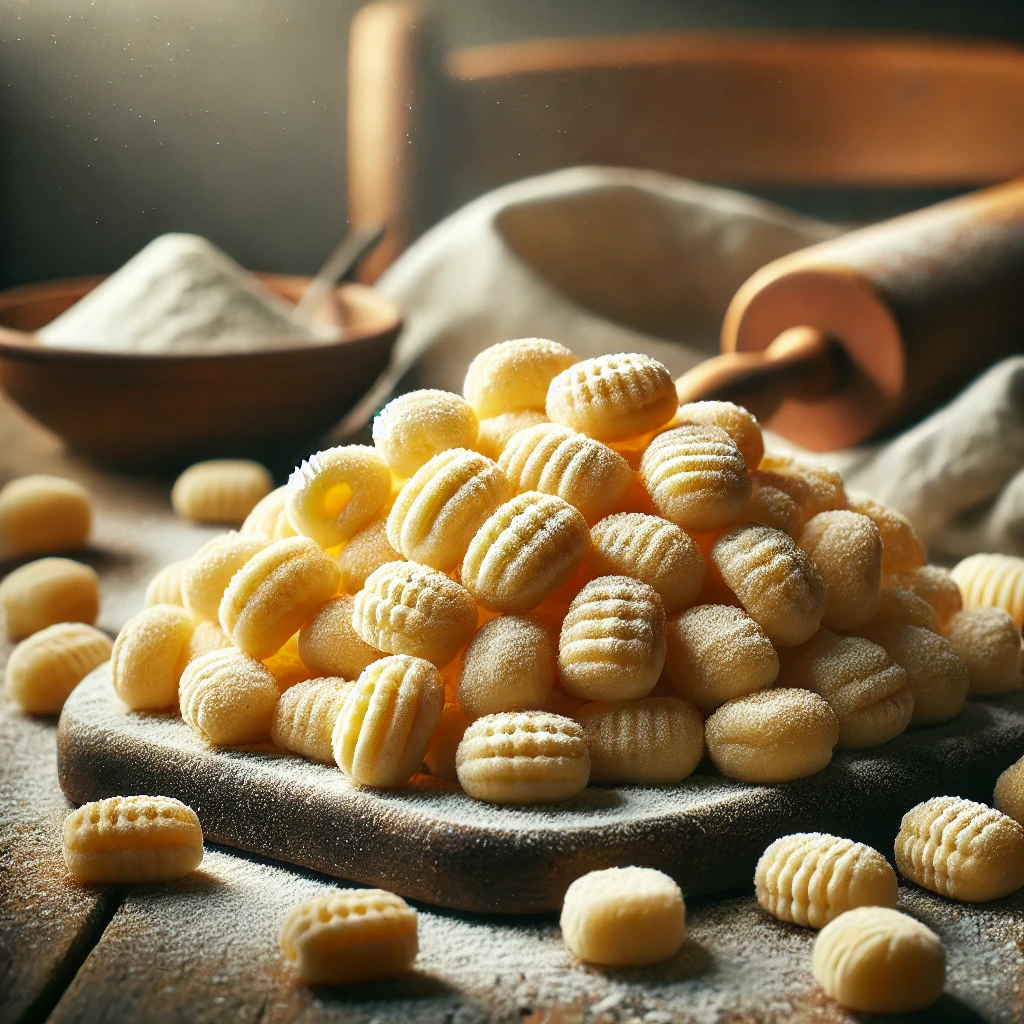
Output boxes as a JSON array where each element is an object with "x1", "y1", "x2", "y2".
[{"x1": 369, "y1": 166, "x2": 1024, "y2": 560}]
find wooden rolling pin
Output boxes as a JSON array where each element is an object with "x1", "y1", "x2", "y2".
[{"x1": 675, "y1": 177, "x2": 1024, "y2": 450}]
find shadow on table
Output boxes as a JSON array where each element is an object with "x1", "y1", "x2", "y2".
[{"x1": 859, "y1": 993, "x2": 986, "y2": 1023}]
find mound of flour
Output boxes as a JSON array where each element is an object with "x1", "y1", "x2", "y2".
[{"x1": 38, "y1": 234, "x2": 333, "y2": 353}]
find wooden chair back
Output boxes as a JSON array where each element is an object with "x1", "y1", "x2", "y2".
[{"x1": 348, "y1": 1, "x2": 1024, "y2": 279}]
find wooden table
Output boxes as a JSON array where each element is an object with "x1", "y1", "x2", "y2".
[{"x1": 2, "y1": 392, "x2": 1023, "y2": 1024}]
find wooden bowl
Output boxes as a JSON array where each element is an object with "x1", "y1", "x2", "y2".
[{"x1": 0, "y1": 274, "x2": 401, "y2": 468}]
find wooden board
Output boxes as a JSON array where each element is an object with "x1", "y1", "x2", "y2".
[
  {"x1": 57, "y1": 666, "x2": 1024, "y2": 915},
  {"x1": 45, "y1": 845, "x2": 1024, "y2": 1024}
]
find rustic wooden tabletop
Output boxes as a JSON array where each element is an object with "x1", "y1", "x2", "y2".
[{"x1": 1, "y1": 392, "x2": 1022, "y2": 1024}]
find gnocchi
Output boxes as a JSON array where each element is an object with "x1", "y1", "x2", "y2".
[
  {"x1": 464, "y1": 338, "x2": 577, "y2": 419},
  {"x1": 271, "y1": 676, "x2": 354, "y2": 763},
  {"x1": 297, "y1": 594, "x2": 382, "y2": 680},
  {"x1": 181, "y1": 531, "x2": 266, "y2": 622},
  {"x1": 1, "y1": 557, "x2": 99, "y2": 640},
  {"x1": 372, "y1": 389, "x2": 478, "y2": 478},
  {"x1": 111, "y1": 603, "x2": 195, "y2": 711},
  {"x1": 0, "y1": 475, "x2": 91, "y2": 557},
  {"x1": 171, "y1": 459, "x2": 272, "y2": 524}
]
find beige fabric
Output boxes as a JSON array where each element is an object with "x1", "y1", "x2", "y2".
[{"x1": 369, "y1": 167, "x2": 1024, "y2": 560}]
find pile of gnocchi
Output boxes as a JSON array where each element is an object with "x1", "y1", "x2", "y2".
[
  {"x1": 6, "y1": 337, "x2": 1024, "y2": 1012},
  {"x1": 99, "y1": 339, "x2": 1022, "y2": 803}
]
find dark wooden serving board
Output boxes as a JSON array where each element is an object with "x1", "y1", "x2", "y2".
[{"x1": 58, "y1": 666, "x2": 1024, "y2": 914}]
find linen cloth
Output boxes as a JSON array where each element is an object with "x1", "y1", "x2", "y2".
[{"x1": 365, "y1": 166, "x2": 1024, "y2": 560}]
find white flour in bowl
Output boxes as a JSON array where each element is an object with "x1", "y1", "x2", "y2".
[{"x1": 37, "y1": 233, "x2": 335, "y2": 354}]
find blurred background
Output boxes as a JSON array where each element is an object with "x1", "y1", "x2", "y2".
[{"x1": 3, "y1": 0, "x2": 1024, "y2": 289}]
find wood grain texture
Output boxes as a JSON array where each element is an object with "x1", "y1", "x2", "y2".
[
  {"x1": 0, "y1": 694, "x2": 119, "y2": 1023},
  {"x1": 58, "y1": 666, "x2": 1024, "y2": 914},
  {"x1": 45, "y1": 846, "x2": 1024, "y2": 1024}
]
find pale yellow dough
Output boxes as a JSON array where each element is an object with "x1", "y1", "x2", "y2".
[
  {"x1": 673, "y1": 400, "x2": 764, "y2": 470},
  {"x1": 0, "y1": 557, "x2": 99, "y2": 640},
  {"x1": 219, "y1": 536, "x2": 340, "y2": 660},
  {"x1": 335, "y1": 515, "x2": 403, "y2": 592},
  {"x1": 892, "y1": 564, "x2": 963, "y2": 629},
  {"x1": 271, "y1": 676, "x2": 354, "y2": 764},
  {"x1": 111, "y1": 603, "x2": 195, "y2": 711},
  {"x1": 639, "y1": 424, "x2": 751, "y2": 533},
  {"x1": 6, "y1": 622, "x2": 112, "y2": 714},
  {"x1": 846, "y1": 492, "x2": 926, "y2": 575},
  {"x1": 464, "y1": 338, "x2": 577, "y2": 419},
  {"x1": 547, "y1": 352, "x2": 678, "y2": 442},
  {"x1": 950, "y1": 552, "x2": 1024, "y2": 625},
  {"x1": 63, "y1": 795, "x2": 204, "y2": 884},
  {"x1": 578, "y1": 696, "x2": 703, "y2": 784},
  {"x1": 179, "y1": 647, "x2": 280, "y2": 745},
  {"x1": 387, "y1": 448, "x2": 510, "y2": 570},
  {"x1": 0, "y1": 474, "x2": 91, "y2": 558},
  {"x1": 333, "y1": 655, "x2": 444, "y2": 787},
  {"x1": 171, "y1": 459, "x2": 272, "y2": 524},
  {"x1": 712, "y1": 525, "x2": 827, "y2": 647},
  {"x1": 704, "y1": 688, "x2": 839, "y2": 783},
  {"x1": 588, "y1": 512, "x2": 705, "y2": 616},
  {"x1": 456, "y1": 711, "x2": 590, "y2": 803},
  {"x1": 798, "y1": 511, "x2": 882, "y2": 631},
  {"x1": 498, "y1": 423, "x2": 633, "y2": 525},
  {"x1": 558, "y1": 576, "x2": 666, "y2": 701},
  {"x1": 994, "y1": 755, "x2": 1024, "y2": 826},
  {"x1": 945, "y1": 606, "x2": 1022, "y2": 695},
  {"x1": 297, "y1": 594, "x2": 382, "y2": 680},
  {"x1": 757, "y1": 454, "x2": 846, "y2": 520},
  {"x1": 812, "y1": 907, "x2": 945, "y2": 1014},
  {"x1": 372, "y1": 389, "x2": 478, "y2": 478},
  {"x1": 180, "y1": 531, "x2": 266, "y2": 622},
  {"x1": 286, "y1": 445, "x2": 392, "y2": 548},
  {"x1": 352, "y1": 560, "x2": 477, "y2": 668},
  {"x1": 240, "y1": 484, "x2": 295, "y2": 540},
  {"x1": 279, "y1": 888, "x2": 418, "y2": 985},
  {"x1": 755, "y1": 833, "x2": 898, "y2": 928},
  {"x1": 144, "y1": 559, "x2": 188, "y2": 608},
  {"x1": 456, "y1": 615, "x2": 555, "y2": 718},
  {"x1": 663, "y1": 604, "x2": 778, "y2": 714},
  {"x1": 860, "y1": 624, "x2": 968, "y2": 726},
  {"x1": 474, "y1": 409, "x2": 549, "y2": 460},
  {"x1": 461, "y1": 491, "x2": 591, "y2": 614},
  {"x1": 777, "y1": 630, "x2": 913, "y2": 749},
  {"x1": 560, "y1": 866, "x2": 686, "y2": 966},
  {"x1": 895, "y1": 795, "x2": 1024, "y2": 902}
]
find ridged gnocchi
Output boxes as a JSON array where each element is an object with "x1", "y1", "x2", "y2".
[
  {"x1": 588, "y1": 512, "x2": 705, "y2": 616},
  {"x1": 755, "y1": 833, "x2": 898, "y2": 928},
  {"x1": 777, "y1": 630, "x2": 913, "y2": 749},
  {"x1": 387, "y1": 448, "x2": 511, "y2": 570},
  {"x1": 847, "y1": 493, "x2": 926, "y2": 575},
  {"x1": 271, "y1": 676, "x2": 354, "y2": 763},
  {"x1": 950, "y1": 552, "x2": 1024, "y2": 626},
  {"x1": 332, "y1": 655, "x2": 443, "y2": 787},
  {"x1": 335, "y1": 515, "x2": 403, "y2": 592},
  {"x1": 712, "y1": 525, "x2": 827, "y2": 647},
  {"x1": 171, "y1": 459, "x2": 272, "y2": 524},
  {"x1": 352, "y1": 560, "x2": 477, "y2": 668},
  {"x1": 895, "y1": 795, "x2": 1024, "y2": 902},
  {"x1": 474, "y1": 409, "x2": 549, "y2": 460},
  {"x1": 812, "y1": 907, "x2": 945, "y2": 1014},
  {"x1": 758, "y1": 454, "x2": 845, "y2": 520},
  {"x1": 578, "y1": 696, "x2": 703, "y2": 784},
  {"x1": 558, "y1": 576, "x2": 666, "y2": 701},
  {"x1": 219, "y1": 536, "x2": 340, "y2": 660},
  {"x1": 547, "y1": 352, "x2": 678, "y2": 442},
  {"x1": 945, "y1": 607, "x2": 1022, "y2": 695},
  {"x1": 639, "y1": 425, "x2": 751, "y2": 532},
  {"x1": 279, "y1": 888, "x2": 418, "y2": 985},
  {"x1": 144, "y1": 559, "x2": 188, "y2": 608},
  {"x1": 5, "y1": 621, "x2": 112, "y2": 714},
  {"x1": 461, "y1": 492, "x2": 591, "y2": 614},
  {"x1": 456, "y1": 711, "x2": 590, "y2": 803},
  {"x1": 498, "y1": 423, "x2": 633, "y2": 524},
  {"x1": 179, "y1": 647, "x2": 280, "y2": 745},
  {"x1": 673, "y1": 400, "x2": 763, "y2": 470},
  {"x1": 63, "y1": 795, "x2": 204, "y2": 884}
]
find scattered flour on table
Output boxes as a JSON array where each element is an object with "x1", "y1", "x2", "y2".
[{"x1": 37, "y1": 234, "x2": 334, "y2": 354}]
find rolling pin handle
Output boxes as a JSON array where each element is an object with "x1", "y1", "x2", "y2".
[{"x1": 674, "y1": 326, "x2": 848, "y2": 425}]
